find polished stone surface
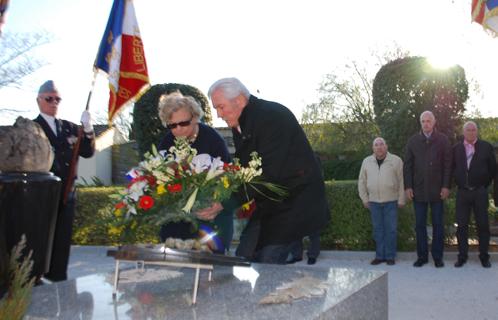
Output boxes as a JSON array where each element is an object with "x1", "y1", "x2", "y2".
[{"x1": 25, "y1": 264, "x2": 387, "y2": 320}]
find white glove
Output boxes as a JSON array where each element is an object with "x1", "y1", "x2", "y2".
[{"x1": 80, "y1": 110, "x2": 93, "y2": 133}]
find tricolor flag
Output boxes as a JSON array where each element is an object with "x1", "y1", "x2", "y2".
[
  {"x1": 472, "y1": 0, "x2": 498, "y2": 37},
  {"x1": 95, "y1": 0, "x2": 150, "y2": 121}
]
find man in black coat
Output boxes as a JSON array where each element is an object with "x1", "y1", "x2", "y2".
[
  {"x1": 34, "y1": 80, "x2": 95, "y2": 281},
  {"x1": 197, "y1": 77, "x2": 330, "y2": 264},
  {"x1": 404, "y1": 111, "x2": 452, "y2": 268},
  {"x1": 452, "y1": 121, "x2": 495, "y2": 268}
]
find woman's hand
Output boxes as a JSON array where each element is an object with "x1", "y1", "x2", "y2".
[{"x1": 195, "y1": 202, "x2": 223, "y2": 221}]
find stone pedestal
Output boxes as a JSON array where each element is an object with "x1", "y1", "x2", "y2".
[
  {"x1": 0, "y1": 172, "x2": 61, "y2": 279},
  {"x1": 26, "y1": 263, "x2": 387, "y2": 319}
]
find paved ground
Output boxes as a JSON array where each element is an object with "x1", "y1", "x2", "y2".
[{"x1": 68, "y1": 246, "x2": 498, "y2": 320}]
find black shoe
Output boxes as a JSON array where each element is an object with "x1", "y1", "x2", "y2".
[
  {"x1": 386, "y1": 259, "x2": 395, "y2": 265},
  {"x1": 370, "y1": 258, "x2": 386, "y2": 265},
  {"x1": 454, "y1": 258, "x2": 467, "y2": 268},
  {"x1": 480, "y1": 259, "x2": 491, "y2": 268},
  {"x1": 434, "y1": 259, "x2": 444, "y2": 268},
  {"x1": 413, "y1": 258, "x2": 428, "y2": 267},
  {"x1": 307, "y1": 257, "x2": 317, "y2": 265}
]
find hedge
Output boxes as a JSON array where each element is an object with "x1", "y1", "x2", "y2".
[{"x1": 73, "y1": 182, "x2": 492, "y2": 250}]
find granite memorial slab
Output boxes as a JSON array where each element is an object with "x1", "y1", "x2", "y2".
[
  {"x1": 25, "y1": 262, "x2": 387, "y2": 319},
  {"x1": 107, "y1": 244, "x2": 251, "y2": 303}
]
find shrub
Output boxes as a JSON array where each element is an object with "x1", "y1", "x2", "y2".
[
  {"x1": 320, "y1": 180, "x2": 415, "y2": 251},
  {"x1": 73, "y1": 183, "x2": 490, "y2": 250},
  {"x1": 133, "y1": 83, "x2": 211, "y2": 157},
  {"x1": 321, "y1": 159, "x2": 363, "y2": 181}
]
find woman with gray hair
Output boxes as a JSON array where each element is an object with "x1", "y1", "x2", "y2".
[{"x1": 157, "y1": 91, "x2": 234, "y2": 253}]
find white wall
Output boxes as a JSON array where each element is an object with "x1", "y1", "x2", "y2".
[{"x1": 76, "y1": 128, "x2": 117, "y2": 186}]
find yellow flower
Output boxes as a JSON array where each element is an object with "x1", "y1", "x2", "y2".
[
  {"x1": 114, "y1": 208, "x2": 123, "y2": 217},
  {"x1": 242, "y1": 202, "x2": 251, "y2": 211},
  {"x1": 157, "y1": 184, "x2": 166, "y2": 195},
  {"x1": 222, "y1": 176, "x2": 230, "y2": 189},
  {"x1": 109, "y1": 226, "x2": 123, "y2": 236}
]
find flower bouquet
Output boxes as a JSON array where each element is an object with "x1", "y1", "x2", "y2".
[{"x1": 110, "y1": 138, "x2": 286, "y2": 239}]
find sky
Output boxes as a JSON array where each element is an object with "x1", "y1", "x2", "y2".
[{"x1": 1, "y1": 0, "x2": 497, "y2": 127}]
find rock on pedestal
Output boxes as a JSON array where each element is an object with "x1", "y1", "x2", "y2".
[{"x1": 0, "y1": 117, "x2": 60, "y2": 281}]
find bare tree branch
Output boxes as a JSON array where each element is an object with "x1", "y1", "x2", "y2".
[{"x1": 0, "y1": 31, "x2": 52, "y2": 89}]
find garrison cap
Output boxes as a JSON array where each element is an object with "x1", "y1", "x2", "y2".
[{"x1": 38, "y1": 80, "x2": 59, "y2": 94}]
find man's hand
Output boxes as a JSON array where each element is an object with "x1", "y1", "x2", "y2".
[
  {"x1": 363, "y1": 202, "x2": 369, "y2": 209},
  {"x1": 195, "y1": 202, "x2": 223, "y2": 221},
  {"x1": 405, "y1": 188, "x2": 414, "y2": 201},
  {"x1": 440, "y1": 187, "x2": 450, "y2": 200},
  {"x1": 80, "y1": 110, "x2": 93, "y2": 133}
]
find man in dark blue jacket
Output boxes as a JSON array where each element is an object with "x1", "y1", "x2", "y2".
[
  {"x1": 34, "y1": 80, "x2": 95, "y2": 281},
  {"x1": 197, "y1": 77, "x2": 330, "y2": 264},
  {"x1": 404, "y1": 111, "x2": 452, "y2": 268},
  {"x1": 452, "y1": 121, "x2": 496, "y2": 268}
]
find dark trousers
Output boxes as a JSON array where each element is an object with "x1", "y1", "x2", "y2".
[
  {"x1": 288, "y1": 231, "x2": 321, "y2": 260},
  {"x1": 45, "y1": 193, "x2": 75, "y2": 282},
  {"x1": 236, "y1": 219, "x2": 295, "y2": 264},
  {"x1": 456, "y1": 187, "x2": 490, "y2": 261},
  {"x1": 414, "y1": 200, "x2": 444, "y2": 261}
]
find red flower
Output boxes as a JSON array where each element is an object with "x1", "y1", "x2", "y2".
[
  {"x1": 167, "y1": 183, "x2": 182, "y2": 193},
  {"x1": 115, "y1": 202, "x2": 126, "y2": 209},
  {"x1": 138, "y1": 195, "x2": 154, "y2": 210},
  {"x1": 145, "y1": 175, "x2": 156, "y2": 186},
  {"x1": 236, "y1": 200, "x2": 256, "y2": 219},
  {"x1": 223, "y1": 163, "x2": 240, "y2": 172}
]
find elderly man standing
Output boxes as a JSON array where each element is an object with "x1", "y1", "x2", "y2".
[
  {"x1": 358, "y1": 137, "x2": 405, "y2": 265},
  {"x1": 452, "y1": 121, "x2": 496, "y2": 268},
  {"x1": 34, "y1": 80, "x2": 95, "y2": 281},
  {"x1": 404, "y1": 110, "x2": 452, "y2": 268},
  {"x1": 197, "y1": 77, "x2": 330, "y2": 264}
]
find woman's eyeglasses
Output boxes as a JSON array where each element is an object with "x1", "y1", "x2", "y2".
[
  {"x1": 166, "y1": 118, "x2": 192, "y2": 130},
  {"x1": 43, "y1": 96, "x2": 62, "y2": 103}
]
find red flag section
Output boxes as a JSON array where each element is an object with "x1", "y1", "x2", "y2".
[{"x1": 94, "y1": 0, "x2": 150, "y2": 122}]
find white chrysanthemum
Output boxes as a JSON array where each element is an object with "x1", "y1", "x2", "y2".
[
  {"x1": 236, "y1": 166, "x2": 262, "y2": 182},
  {"x1": 152, "y1": 170, "x2": 171, "y2": 184},
  {"x1": 128, "y1": 180, "x2": 148, "y2": 201},
  {"x1": 140, "y1": 156, "x2": 163, "y2": 172}
]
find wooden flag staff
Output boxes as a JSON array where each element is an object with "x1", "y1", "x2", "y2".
[{"x1": 62, "y1": 72, "x2": 97, "y2": 205}]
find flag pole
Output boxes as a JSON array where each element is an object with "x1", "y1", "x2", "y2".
[{"x1": 62, "y1": 71, "x2": 98, "y2": 205}]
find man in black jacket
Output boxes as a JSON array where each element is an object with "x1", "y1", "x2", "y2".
[
  {"x1": 34, "y1": 80, "x2": 95, "y2": 281},
  {"x1": 452, "y1": 121, "x2": 495, "y2": 268},
  {"x1": 404, "y1": 111, "x2": 452, "y2": 268},
  {"x1": 197, "y1": 77, "x2": 330, "y2": 264}
]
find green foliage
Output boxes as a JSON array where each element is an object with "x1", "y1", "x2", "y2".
[
  {"x1": 73, "y1": 183, "x2": 493, "y2": 250},
  {"x1": 470, "y1": 117, "x2": 498, "y2": 144},
  {"x1": 0, "y1": 236, "x2": 35, "y2": 320},
  {"x1": 133, "y1": 83, "x2": 212, "y2": 157},
  {"x1": 372, "y1": 56, "x2": 469, "y2": 155},
  {"x1": 321, "y1": 158, "x2": 363, "y2": 181},
  {"x1": 320, "y1": 181, "x2": 415, "y2": 251},
  {"x1": 74, "y1": 187, "x2": 159, "y2": 245},
  {"x1": 76, "y1": 176, "x2": 105, "y2": 187}
]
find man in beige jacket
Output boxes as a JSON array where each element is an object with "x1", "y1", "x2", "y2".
[{"x1": 358, "y1": 137, "x2": 405, "y2": 265}]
